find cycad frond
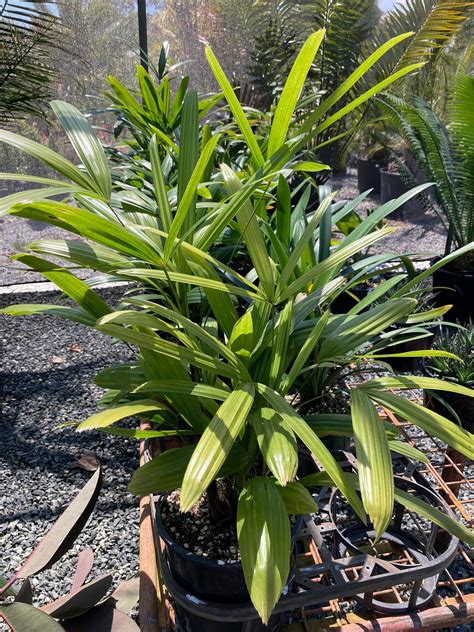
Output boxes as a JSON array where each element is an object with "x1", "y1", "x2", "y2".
[
  {"x1": 378, "y1": 83, "x2": 473, "y2": 249},
  {"x1": 395, "y1": 0, "x2": 472, "y2": 70},
  {"x1": 370, "y1": 0, "x2": 472, "y2": 80},
  {"x1": 0, "y1": 1, "x2": 61, "y2": 124},
  {"x1": 450, "y1": 73, "x2": 474, "y2": 242},
  {"x1": 247, "y1": 0, "x2": 309, "y2": 105},
  {"x1": 308, "y1": 0, "x2": 379, "y2": 92},
  {"x1": 450, "y1": 73, "x2": 474, "y2": 153}
]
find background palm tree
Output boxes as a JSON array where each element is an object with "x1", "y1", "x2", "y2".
[
  {"x1": 246, "y1": 0, "x2": 472, "y2": 169},
  {"x1": 0, "y1": 0, "x2": 61, "y2": 125}
]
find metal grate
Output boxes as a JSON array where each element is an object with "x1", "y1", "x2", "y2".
[{"x1": 282, "y1": 395, "x2": 473, "y2": 631}]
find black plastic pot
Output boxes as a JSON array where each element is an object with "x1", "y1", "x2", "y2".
[
  {"x1": 421, "y1": 333, "x2": 474, "y2": 433},
  {"x1": 387, "y1": 327, "x2": 435, "y2": 373},
  {"x1": 432, "y1": 257, "x2": 474, "y2": 324},
  {"x1": 155, "y1": 499, "x2": 301, "y2": 632},
  {"x1": 357, "y1": 158, "x2": 382, "y2": 195},
  {"x1": 331, "y1": 284, "x2": 372, "y2": 314},
  {"x1": 380, "y1": 170, "x2": 408, "y2": 219}
]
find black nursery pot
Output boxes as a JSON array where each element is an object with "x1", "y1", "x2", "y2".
[
  {"x1": 331, "y1": 284, "x2": 372, "y2": 314},
  {"x1": 380, "y1": 170, "x2": 407, "y2": 219},
  {"x1": 431, "y1": 257, "x2": 474, "y2": 324},
  {"x1": 388, "y1": 327, "x2": 435, "y2": 373},
  {"x1": 423, "y1": 388, "x2": 474, "y2": 434},
  {"x1": 357, "y1": 158, "x2": 382, "y2": 195},
  {"x1": 155, "y1": 499, "x2": 301, "y2": 632}
]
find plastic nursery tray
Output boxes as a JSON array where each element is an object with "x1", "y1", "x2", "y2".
[{"x1": 152, "y1": 451, "x2": 463, "y2": 627}]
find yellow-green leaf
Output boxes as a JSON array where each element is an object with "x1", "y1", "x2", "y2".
[
  {"x1": 256, "y1": 383, "x2": 366, "y2": 522},
  {"x1": 180, "y1": 384, "x2": 255, "y2": 511},
  {"x1": 352, "y1": 389, "x2": 393, "y2": 539},
  {"x1": 77, "y1": 400, "x2": 168, "y2": 432},
  {"x1": 237, "y1": 478, "x2": 291, "y2": 624},
  {"x1": 267, "y1": 29, "x2": 325, "y2": 157},
  {"x1": 250, "y1": 407, "x2": 297, "y2": 486},
  {"x1": 277, "y1": 481, "x2": 318, "y2": 514}
]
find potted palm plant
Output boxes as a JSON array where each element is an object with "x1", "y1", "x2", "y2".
[
  {"x1": 377, "y1": 73, "x2": 474, "y2": 322},
  {"x1": 1, "y1": 30, "x2": 474, "y2": 631}
]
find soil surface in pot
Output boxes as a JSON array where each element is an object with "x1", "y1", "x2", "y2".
[{"x1": 162, "y1": 488, "x2": 240, "y2": 561}]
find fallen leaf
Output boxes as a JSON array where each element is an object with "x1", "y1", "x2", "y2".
[
  {"x1": 74, "y1": 452, "x2": 100, "y2": 472},
  {"x1": 68, "y1": 343, "x2": 84, "y2": 353},
  {"x1": 52, "y1": 355, "x2": 67, "y2": 364}
]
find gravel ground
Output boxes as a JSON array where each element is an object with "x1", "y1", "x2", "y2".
[
  {"x1": 0, "y1": 288, "x2": 138, "y2": 613},
  {"x1": 331, "y1": 170, "x2": 447, "y2": 259},
  {"x1": 0, "y1": 170, "x2": 446, "y2": 286},
  {"x1": 0, "y1": 214, "x2": 79, "y2": 286}
]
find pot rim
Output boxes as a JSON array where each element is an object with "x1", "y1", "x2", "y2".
[
  {"x1": 357, "y1": 156, "x2": 383, "y2": 165},
  {"x1": 431, "y1": 255, "x2": 474, "y2": 277},
  {"x1": 380, "y1": 168, "x2": 401, "y2": 175}
]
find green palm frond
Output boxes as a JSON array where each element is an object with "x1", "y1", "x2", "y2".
[
  {"x1": 450, "y1": 73, "x2": 474, "y2": 244},
  {"x1": 0, "y1": 1, "x2": 61, "y2": 124},
  {"x1": 395, "y1": 0, "x2": 472, "y2": 70},
  {"x1": 370, "y1": 0, "x2": 472, "y2": 80}
]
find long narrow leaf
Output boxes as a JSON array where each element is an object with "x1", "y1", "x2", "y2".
[
  {"x1": 0, "y1": 129, "x2": 95, "y2": 191},
  {"x1": 51, "y1": 100, "x2": 111, "y2": 199},
  {"x1": 277, "y1": 481, "x2": 318, "y2": 514},
  {"x1": 96, "y1": 324, "x2": 242, "y2": 380},
  {"x1": 164, "y1": 134, "x2": 220, "y2": 259},
  {"x1": 180, "y1": 384, "x2": 255, "y2": 510},
  {"x1": 237, "y1": 478, "x2": 291, "y2": 624},
  {"x1": 360, "y1": 376, "x2": 474, "y2": 397},
  {"x1": 299, "y1": 33, "x2": 414, "y2": 134},
  {"x1": 352, "y1": 389, "x2": 393, "y2": 539},
  {"x1": 282, "y1": 312, "x2": 330, "y2": 394},
  {"x1": 77, "y1": 400, "x2": 169, "y2": 432},
  {"x1": 250, "y1": 407, "x2": 298, "y2": 485},
  {"x1": 221, "y1": 164, "x2": 275, "y2": 298},
  {"x1": 268, "y1": 30, "x2": 325, "y2": 157},
  {"x1": 150, "y1": 135, "x2": 172, "y2": 231},
  {"x1": 0, "y1": 304, "x2": 95, "y2": 326},
  {"x1": 367, "y1": 390, "x2": 474, "y2": 459},
  {"x1": 279, "y1": 193, "x2": 336, "y2": 289},
  {"x1": 278, "y1": 228, "x2": 393, "y2": 301},
  {"x1": 13, "y1": 254, "x2": 110, "y2": 318},
  {"x1": 9, "y1": 202, "x2": 162, "y2": 264},
  {"x1": 205, "y1": 46, "x2": 265, "y2": 168},
  {"x1": 256, "y1": 384, "x2": 365, "y2": 522}
]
